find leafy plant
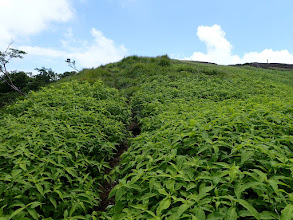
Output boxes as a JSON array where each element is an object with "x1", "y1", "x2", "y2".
[
  {"x1": 3, "y1": 55, "x2": 293, "y2": 219},
  {"x1": 101, "y1": 57, "x2": 293, "y2": 219},
  {"x1": 0, "y1": 81, "x2": 131, "y2": 219}
]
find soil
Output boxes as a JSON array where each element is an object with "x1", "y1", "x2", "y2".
[{"x1": 96, "y1": 119, "x2": 141, "y2": 212}]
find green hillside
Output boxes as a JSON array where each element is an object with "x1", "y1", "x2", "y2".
[{"x1": 1, "y1": 56, "x2": 293, "y2": 219}]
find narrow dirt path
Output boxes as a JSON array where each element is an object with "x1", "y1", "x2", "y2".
[{"x1": 96, "y1": 119, "x2": 141, "y2": 212}]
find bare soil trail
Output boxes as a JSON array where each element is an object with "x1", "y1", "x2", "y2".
[{"x1": 97, "y1": 119, "x2": 141, "y2": 212}]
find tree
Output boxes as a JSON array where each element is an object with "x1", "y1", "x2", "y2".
[
  {"x1": 0, "y1": 43, "x2": 27, "y2": 96},
  {"x1": 59, "y1": 71, "x2": 76, "y2": 79},
  {"x1": 35, "y1": 67, "x2": 58, "y2": 82},
  {"x1": 27, "y1": 67, "x2": 58, "y2": 90},
  {"x1": 0, "y1": 71, "x2": 30, "y2": 93}
]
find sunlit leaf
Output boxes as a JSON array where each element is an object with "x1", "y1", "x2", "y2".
[
  {"x1": 156, "y1": 198, "x2": 171, "y2": 216},
  {"x1": 237, "y1": 199, "x2": 260, "y2": 220},
  {"x1": 281, "y1": 204, "x2": 293, "y2": 220}
]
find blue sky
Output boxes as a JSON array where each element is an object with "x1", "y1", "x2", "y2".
[{"x1": 1, "y1": 0, "x2": 293, "y2": 74}]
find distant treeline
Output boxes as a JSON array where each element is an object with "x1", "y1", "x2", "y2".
[
  {"x1": 233, "y1": 62, "x2": 293, "y2": 70},
  {"x1": 0, "y1": 68, "x2": 76, "y2": 107}
]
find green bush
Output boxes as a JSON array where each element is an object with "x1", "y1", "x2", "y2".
[
  {"x1": 3, "y1": 55, "x2": 293, "y2": 219},
  {"x1": 158, "y1": 55, "x2": 171, "y2": 67},
  {"x1": 0, "y1": 81, "x2": 131, "y2": 219},
  {"x1": 105, "y1": 63, "x2": 293, "y2": 219}
]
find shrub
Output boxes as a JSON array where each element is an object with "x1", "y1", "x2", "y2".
[
  {"x1": 0, "y1": 81, "x2": 131, "y2": 219},
  {"x1": 158, "y1": 55, "x2": 171, "y2": 67}
]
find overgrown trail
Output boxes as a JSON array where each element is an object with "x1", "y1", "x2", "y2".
[
  {"x1": 97, "y1": 119, "x2": 141, "y2": 212},
  {"x1": 4, "y1": 56, "x2": 293, "y2": 218}
]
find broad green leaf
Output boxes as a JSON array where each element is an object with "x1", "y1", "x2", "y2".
[
  {"x1": 235, "y1": 182, "x2": 263, "y2": 199},
  {"x1": 224, "y1": 207, "x2": 237, "y2": 220},
  {"x1": 228, "y1": 165, "x2": 240, "y2": 182},
  {"x1": 64, "y1": 209, "x2": 69, "y2": 219},
  {"x1": 145, "y1": 210, "x2": 159, "y2": 218},
  {"x1": 114, "y1": 188, "x2": 126, "y2": 201},
  {"x1": 0, "y1": 205, "x2": 7, "y2": 216},
  {"x1": 158, "y1": 188, "x2": 169, "y2": 196},
  {"x1": 268, "y1": 179, "x2": 280, "y2": 196},
  {"x1": 207, "y1": 212, "x2": 225, "y2": 219},
  {"x1": 252, "y1": 169, "x2": 267, "y2": 182},
  {"x1": 9, "y1": 203, "x2": 25, "y2": 208},
  {"x1": 69, "y1": 202, "x2": 78, "y2": 217},
  {"x1": 11, "y1": 169, "x2": 22, "y2": 177},
  {"x1": 240, "y1": 150, "x2": 254, "y2": 164},
  {"x1": 19, "y1": 163, "x2": 26, "y2": 171},
  {"x1": 9, "y1": 207, "x2": 26, "y2": 219},
  {"x1": 27, "y1": 202, "x2": 43, "y2": 209},
  {"x1": 281, "y1": 204, "x2": 293, "y2": 220},
  {"x1": 237, "y1": 199, "x2": 260, "y2": 220},
  {"x1": 35, "y1": 184, "x2": 44, "y2": 196},
  {"x1": 49, "y1": 197, "x2": 57, "y2": 209},
  {"x1": 131, "y1": 204, "x2": 146, "y2": 211},
  {"x1": 65, "y1": 167, "x2": 78, "y2": 177},
  {"x1": 156, "y1": 198, "x2": 171, "y2": 216},
  {"x1": 54, "y1": 189, "x2": 64, "y2": 200},
  {"x1": 165, "y1": 180, "x2": 175, "y2": 192},
  {"x1": 27, "y1": 208, "x2": 38, "y2": 220},
  {"x1": 168, "y1": 203, "x2": 189, "y2": 220},
  {"x1": 199, "y1": 186, "x2": 214, "y2": 199},
  {"x1": 193, "y1": 207, "x2": 206, "y2": 220},
  {"x1": 108, "y1": 185, "x2": 118, "y2": 199},
  {"x1": 260, "y1": 211, "x2": 278, "y2": 219}
]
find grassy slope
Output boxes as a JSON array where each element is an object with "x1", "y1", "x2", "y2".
[
  {"x1": 0, "y1": 81, "x2": 131, "y2": 219},
  {"x1": 63, "y1": 56, "x2": 293, "y2": 219},
  {"x1": 2, "y1": 56, "x2": 293, "y2": 219}
]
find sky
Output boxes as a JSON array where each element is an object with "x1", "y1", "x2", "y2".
[{"x1": 1, "y1": 0, "x2": 293, "y2": 74}]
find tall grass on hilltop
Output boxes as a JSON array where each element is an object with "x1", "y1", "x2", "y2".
[
  {"x1": 99, "y1": 56, "x2": 293, "y2": 219},
  {"x1": 2, "y1": 56, "x2": 293, "y2": 219}
]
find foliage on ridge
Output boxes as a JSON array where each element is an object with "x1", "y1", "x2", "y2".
[
  {"x1": 0, "y1": 81, "x2": 131, "y2": 219},
  {"x1": 2, "y1": 55, "x2": 293, "y2": 219},
  {"x1": 96, "y1": 56, "x2": 293, "y2": 219}
]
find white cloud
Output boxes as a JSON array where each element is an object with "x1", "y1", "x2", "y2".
[
  {"x1": 187, "y1": 25, "x2": 240, "y2": 64},
  {"x1": 0, "y1": 0, "x2": 73, "y2": 49},
  {"x1": 20, "y1": 28, "x2": 128, "y2": 69},
  {"x1": 242, "y1": 49, "x2": 293, "y2": 64},
  {"x1": 19, "y1": 46, "x2": 67, "y2": 58},
  {"x1": 72, "y1": 28, "x2": 127, "y2": 67},
  {"x1": 185, "y1": 24, "x2": 293, "y2": 65}
]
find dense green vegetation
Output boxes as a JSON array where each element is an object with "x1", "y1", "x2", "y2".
[
  {"x1": 0, "y1": 68, "x2": 75, "y2": 108},
  {"x1": 0, "y1": 81, "x2": 131, "y2": 219},
  {"x1": 1, "y1": 56, "x2": 293, "y2": 219},
  {"x1": 106, "y1": 58, "x2": 293, "y2": 219}
]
